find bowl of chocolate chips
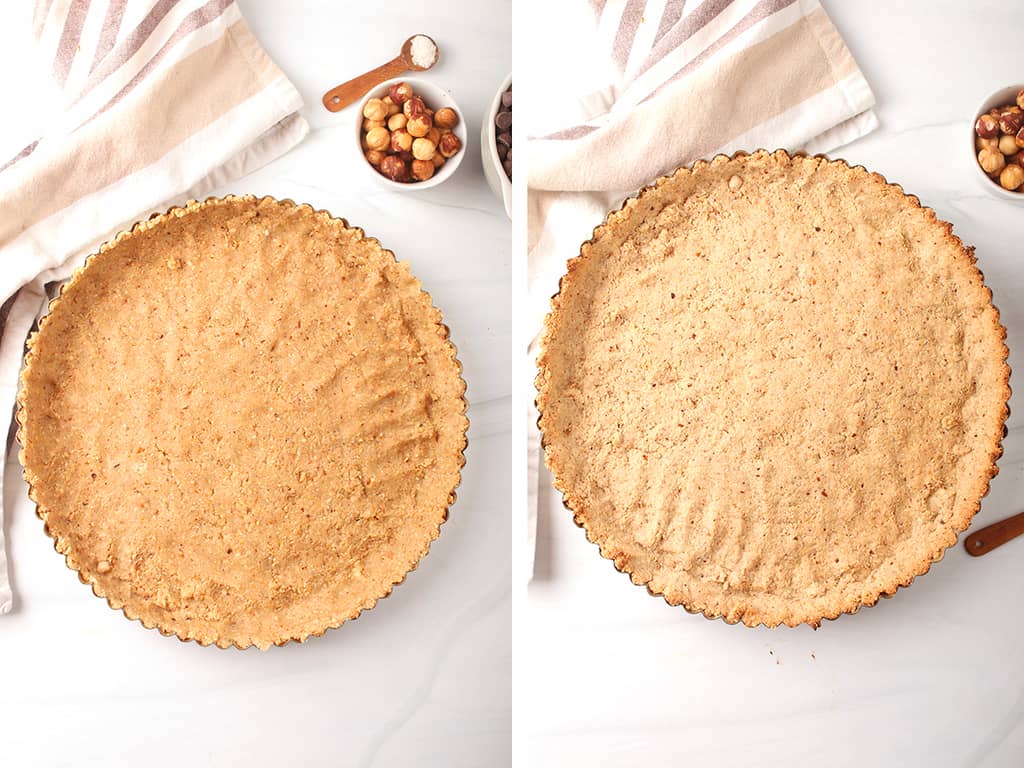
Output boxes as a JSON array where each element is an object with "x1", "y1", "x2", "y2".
[{"x1": 482, "y1": 73, "x2": 512, "y2": 218}]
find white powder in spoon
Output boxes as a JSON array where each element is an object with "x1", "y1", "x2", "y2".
[{"x1": 410, "y1": 35, "x2": 437, "y2": 68}]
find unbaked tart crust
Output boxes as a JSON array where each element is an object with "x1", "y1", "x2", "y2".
[
  {"x1": 17, "y1": 196, "x2": 468, "y2": 649},
  {"x1": 537, "y1": 150, "x2": 1010, "y2": 628}
]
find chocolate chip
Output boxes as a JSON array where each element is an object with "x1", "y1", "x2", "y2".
[{"x1": 494, "y1": 85, "x2": 512, "y2": 181}]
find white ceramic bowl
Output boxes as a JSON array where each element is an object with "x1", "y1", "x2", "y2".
[
  {"x1": 481, "y1": 73, "x2": 512, "y2": 218},
  {"x1": 355, "y1": 76, "x2": 467, "y2": 191},
  {"x1": 969, "y1": 84, "x2": 1024, "y2": 204}
]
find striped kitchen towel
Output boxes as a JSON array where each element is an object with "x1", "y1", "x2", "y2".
[
  {"x1": 529, "y1": 0, "x2": 877, "y2": 192},
  {"x1": 526, "y1": 0, "x2": 877, "y2": 576},
  {"x1": 0, "y1": 0, "x2": 309, "y2": 614}
]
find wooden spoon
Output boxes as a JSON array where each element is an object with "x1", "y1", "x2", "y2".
[
  {"x1": 322, "y1": 35, "x2": 438, "y2": 113},
  {"x1": 964, "y1": 510, "x2": 1024, "y2": 556}
]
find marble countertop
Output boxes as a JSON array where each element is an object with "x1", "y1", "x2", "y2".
[
  {"x1": 525, "y1": 2, "x2": 1024, "y2": 766},
  {"x1": 0, "y1": 2, "x2": 512, "y2": 766}
]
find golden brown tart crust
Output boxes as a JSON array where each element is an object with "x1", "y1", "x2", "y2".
[
  {"x1": 17, "y1": 196, "x2": 468, "y2": 649},
  {"x1": 537, "y1": 150, "x2": 1010, "y2": 628}
]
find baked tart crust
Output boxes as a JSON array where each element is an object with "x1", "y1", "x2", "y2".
[
  {"x1": 17, "y1": 195, "x2": 468, "y2": 649},
  {"x1": 537, "y1": 150, "x2": 1010, "y2": 628}
]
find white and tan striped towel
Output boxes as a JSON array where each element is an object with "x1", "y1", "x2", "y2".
[
  {"x1": 0, "y1": 0, "x2": 309, "y2": 613},
  {"x1": 526, "y1": 0, "x2": 877, "y2": 575},
  {"x1": 529, "y1": 0, "x2": 877, "y2": 192}
]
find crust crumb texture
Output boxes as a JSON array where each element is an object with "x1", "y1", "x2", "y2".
[
  {"x1": 537, "y1": 151, "x2": 1010, "y2": 627},
  {"x1": 18, "y1": 196, "x2": 468, "y2": 649}
]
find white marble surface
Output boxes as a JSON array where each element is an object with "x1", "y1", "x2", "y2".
[
  {"x1": 0, "y1": 2, "x2": 513, "y2": 766},
  {"x1": 525, "y1": 2, "x2": 1024, "y2": 766}
]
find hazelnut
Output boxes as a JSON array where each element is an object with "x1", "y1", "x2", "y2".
[
  {"x1": 382, "y1": 95, "x2": 394, "y2": 107},
  {"x1": 363, "y1": 118, "x2": 386, "y2": 132},
  {"x1": 363, "y1": 98, "x2": 387, "y2": 122},
  {"x1": 1000, "y1": 163, "x2": 1024, "y2": 190},
  {"x1": 999, "y1": 134, "x2": 1019, "y2": 155},
  {"x1": 976, "y1": 114, "x2": 999, "y2": 138},
  {"x1": 388, "y1": 113, "x2": 407, "y2": 131},
  {"x1": 977, "y1": 136, "x2": 999, "y2": 152},
  {"x1": 390, "y1": 129, "x2": 413, "y2": 153},
  {"x1": 403, "y1": 96, "x2": 427, "y2": 119},
  {"x1": 407, "y1": 114, "x2": 432, "y2": 138},
  {"x1": 438, "y1": 131, "x2": 462, "y2": 158},
  {"x1": 389, "y1": 81, "x2": 413, "y2": 105},
  {"x1": 1018, "y1": 89, "x2": 1024, "y2": 111},
  {"x1": 432, "y1": 153, "x2": 446, "y2": 169},
  {"x1": 398, "y1": 150, "x2": 415, "y2": 164},
  {"x1": 979, "y1": 146, "x2": 1006, "y2": 175},
  {"x1": 365, "y1": 126, "x2": 390, "y2": 152},
  {"x1": 999, "y1": 110, "x2": 1023, "y2": 135},
  {"x1": 379, "y1": 155, "x2": 408, "y2": 182},
  {"x1": 412, "y1": 137, "x2": 437, "y2": 161},
  {"x1": 1009, "y1": 152, "x2": 1024, "y2": 168},
  {"x1": 387, "y1": 102, "x2": 401, "y2": 117},
  {"x1": 435, "y1": 107, "x2": 459, "y2": 130},
  {"x1": 1017, "y1": 126, "x2": 1024, "y2": 149},
  {"x1": 365, "y1": 149, "x2": 385, "y2": 167},
  {"x1": 411, "y1": 158, "x2": 435, "y2": 181},
  {"x1": 426, "y1": 127, "x2": 441, "y2": 145}
]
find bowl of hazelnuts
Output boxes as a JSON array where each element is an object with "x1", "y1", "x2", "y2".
[
  {"x1": 972, "y1": 85, "x2": 1024, "y2": 201},
  {"x1": 356, "y1": 77, "x2": 466, "y2": 189}
]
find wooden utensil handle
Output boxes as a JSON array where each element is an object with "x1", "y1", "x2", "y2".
[
  {"x1": 322, "y1": 57, "x2": 409, "y2": 112},
  {"x1": 964, "y1": 510, "x2": 1024, "y2": 556}
]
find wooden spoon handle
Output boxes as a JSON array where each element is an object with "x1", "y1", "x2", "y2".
[
  {"x1": 322, "y1": 56, "x2": 409, "y2": 112},
  {"x1": 964, "y1": 510, "x2": 1024, "y2": 556}
]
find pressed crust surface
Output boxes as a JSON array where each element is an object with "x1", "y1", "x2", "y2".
[
  {"x1": 537, "y1": 151, "x2": 1010, "y2": 627},
  {"x1": 18, "y1": 196, "x2": 468, "y2": 649}
]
